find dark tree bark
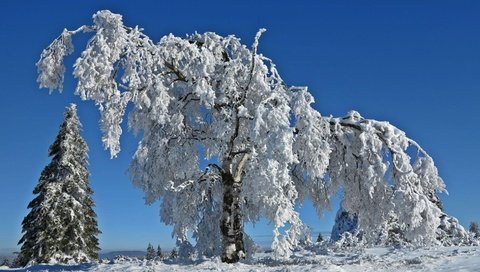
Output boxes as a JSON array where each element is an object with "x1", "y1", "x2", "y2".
[{"x1": 220, "y1": 171, "x2": 245, "y2": 263}]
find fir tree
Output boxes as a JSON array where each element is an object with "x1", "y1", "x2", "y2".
[
  {"x1": 145, "y1": 243, "x2": 155, "y2": 260},
  {"x1": 156, "y1": 245, "x2": 164, "y2": 259},
  {"x1": 170, "y1": 248, "x2": 178, "y2": 259},
  {"x1": 0, "y1": 258, "x2": 10, "y2": 267},
  {"x1": 16, "y1": 104, "x2": 100, "y2": 266},
  {"x1": 470, "y1": 222, "x2": 480, "y2": 238},
  {"x1": 316, "y1": 233, "x2": 323, "y2": 243}
]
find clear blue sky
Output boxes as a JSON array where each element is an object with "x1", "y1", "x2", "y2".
[{"x1": 1, "y1": 0, "x2": 479, "y2": 253}]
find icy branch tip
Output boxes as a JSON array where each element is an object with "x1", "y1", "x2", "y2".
[{"x1": 253, "y1": 28, "x2": 267, "y2": 51}]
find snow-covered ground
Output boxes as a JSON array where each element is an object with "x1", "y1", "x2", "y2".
[{"x1": 1, "y1": 246, "x2": 479, "y2": 271}]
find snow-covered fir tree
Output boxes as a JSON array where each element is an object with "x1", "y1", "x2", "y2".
[
  {"x1": 156, "y1": 245, "x2": 164, "y2": 259},
  {"x1": 145, "y1": 243, "x2": 155, "y2": 260},
  {"x1": 169, "y1": 248, "x2": 178, "y2": 259},
  {"x1": 469, "y1": 222, "x2": 480, "y2": 238},
  {"x1": 16, "y1": 104, "x2": 100, "y2": 266},
  {"x1": 0, "y1": 258, "x2": 10, "y2": 268},
  {"x1": 330, "y1": 206, "x2": 359, "y2": 242},
  {"x1": 36, "y1": 10, "x2": 467, "y2": 262},
  {"x1": 316, "y1": 233, "x2": 323, "y2": 243}
]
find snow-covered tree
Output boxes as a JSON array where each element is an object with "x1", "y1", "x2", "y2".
[
  {"x1": 436, "y1": 214, "x2": 470, "y2": 245},
  {"x1": 16, "y1": 104, "x2": 100, "y2": 266},
  {"x1": 36, "y1": 10, "x2": 322, "y2": 262},
  {"x1": 316, "y1": 233, "x2": 323, "y2": 243},
  {"x1": 469, "y1": 222, "x2": 480, "y2": 238},
  {"x1": 37, "y1": 10, "x2": 454, "y2": 262},
  {"x1": 0, "y1": 258, "x2": 10, "y2": 268},
  {"x1": 156, "y1": 245, "x2": 164, "y2": 259},
  {"x1": 145, "y1": 243, "x2": 155, "y2": 260},
  {"x1": 330, "y1": 206, "x2": 359, "y2": 242},
  {"x1": 169, "y1": 248, "x2": 178, "y2": 259}
]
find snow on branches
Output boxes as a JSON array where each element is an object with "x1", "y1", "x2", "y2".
[
  {"x1": 37, "y1": 10, "x2": 459, "y2": 261},
  {"x1": 17, "y1": 105, "x2": 100, "y2": 266},
  {"x1": 325, "y1": 111, "x2": 445, "y2": 245},
  {"x1": 36, "y1": 29, "x2": 74, "y2": 92}
]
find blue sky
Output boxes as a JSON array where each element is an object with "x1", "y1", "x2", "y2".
[{"x1": 1, "y1": 0, "x2": 479, "y2": 252}]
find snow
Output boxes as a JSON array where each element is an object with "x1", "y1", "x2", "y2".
[
  {"x1": 224, "y1": 244, "x2": 236, "y2": 259},
  {"x1": 2, "y1": 246, "x2": 480, "y2": 271}
]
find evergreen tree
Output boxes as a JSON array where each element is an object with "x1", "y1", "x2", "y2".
[
  {"x1": 145, "y1": 243, "x2": 155, "y2": 260},
  {"x1": 169, "y1": 248, "x2": 178, "y2": 259},
  {"x1": 316, "y1": 233, "x2": 323, "y2": 243},
  {"x1": 156, "y1": 245, "x2": 164, "y2": 259},
  {"x1": 16, "y1": 104, "x2": 100, "y2": 266},
  {"x1": 470, "y1": 222, "x2": 480, "y2": 238},
  {"x1": 0, "y1": 258, "x2": 10, "y2": 267}
]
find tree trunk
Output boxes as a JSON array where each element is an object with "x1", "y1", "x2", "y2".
[{"x1": 220, "y1": 171, "x2": 245, "y2": 263}]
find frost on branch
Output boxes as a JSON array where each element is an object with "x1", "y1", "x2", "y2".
[
  {"x1": 289, "y1": 87, "x2": 331, "y2": 212},
  {"x1": 436, "y1": 214, "x2": 478, "y2": 246},
  {"x1": 325, "y1": 111, "x2": 446, "y2": 245},
  {"x1": 36, "y1": 29, "x2": 74, "y2": 92},
  {"x1": 73, "y1": 11, "x2": 131, "y2": 157}
]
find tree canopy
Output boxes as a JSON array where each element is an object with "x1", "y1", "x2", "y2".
[{"x1": 37, "y1": 10, "x2": 454, "y2": 262}]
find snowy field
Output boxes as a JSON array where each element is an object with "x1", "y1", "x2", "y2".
[{"x1": 2, "y1": 246, "x2": 480, "y2": 272}]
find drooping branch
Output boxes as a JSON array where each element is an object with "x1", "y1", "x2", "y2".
[
  {"x1": 245, "y1": 28, "x2": 266, "y2": 92},
  {"x1": 327, "y1": 113, "x2": 430, "y2": 171},
  {"x1": 323, "y1": 111, "x2": 447, "y2": 245}
]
